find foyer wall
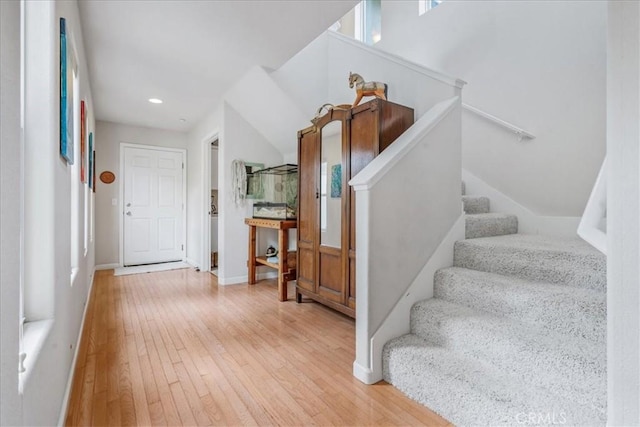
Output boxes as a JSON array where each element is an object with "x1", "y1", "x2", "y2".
[
  {"x1": 2, "y1": 0, "x2": 100, "y2": 424},
  {"x1": 377, "y1": 0, "x2": 606, "y2": 217},
  {"x1": 94, "y1": 121, "x2": 187, "y2": 266},
  {"x1": 0, "y1": 1, "x2": 22, "y2": 425}
]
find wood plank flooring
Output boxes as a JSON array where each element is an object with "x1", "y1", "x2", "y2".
[{"x1": 65, "y1": 268, "x2": 451, "y2": 426}]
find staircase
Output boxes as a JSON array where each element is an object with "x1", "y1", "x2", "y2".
[{"x1": 382, "y1": 189, "x2": 607, "y2": 426}]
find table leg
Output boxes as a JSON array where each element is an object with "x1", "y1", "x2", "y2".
[
  {"x1": 278, "y1": 229, "x2": 288, "y2": 301},
  {"x1": 248, "y1": 225, "x2": 256, "y2": 285}
]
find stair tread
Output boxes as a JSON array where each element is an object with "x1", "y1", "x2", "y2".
[
  {"x1": 410, "y1": 298, "x2": 606, "y2": 410},
  {"x1": 435, "y1": 266, "x2": 606, "y2": 342},
  {"x1": 465, "y1": 213, "x2": 518, "y2": 239},
  {"x1": 456, "y1": 233, "x2": 605, "y2": 254},
  {"x1": 384, "y1": 334, "x2": 606, "y2": 426},
  {"x1": 466, "y1": 212, "x2": 514, "y2": 218},
  {"x1": 454, "y1": 233, "x2": 606, "y2": 291}
]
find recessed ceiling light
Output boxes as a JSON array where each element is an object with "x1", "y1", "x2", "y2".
[
  {"x1": 148, "y1": 98, "x2": 163, "y2": 104},
  {"x1": 179, "y1": 118, "x2": 186, "y2": 123}
]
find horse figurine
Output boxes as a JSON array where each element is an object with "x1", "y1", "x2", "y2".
[{"x1": 348, "y1": 72, "x2": 387, "y2": 107}]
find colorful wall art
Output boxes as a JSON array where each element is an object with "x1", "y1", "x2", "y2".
[
  {"x1": 59, "y1": 17, "x2": 74, "y2": 164},
  {"x1": 80, "y1": 100, "x2": 86, "y2": 181},
  {"x1": 331, "y1": 164, "x2": 342, "y2": 198},
  {"x1": 88, "y1": 132, "x2": 94, "y2": 189}
]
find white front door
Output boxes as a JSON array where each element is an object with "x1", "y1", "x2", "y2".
[{"x1": 123, "y1": 146, "x2": 184, "y2": 266}]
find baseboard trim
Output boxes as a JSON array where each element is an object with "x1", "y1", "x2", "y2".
[
  {"x1": 218, "y1": 271, "x2": 278, "y2": 285},
  {"x1": 57, "y1": 267, "x2": 96, "y2": 427},
  {"x1": 185, "y1": 258, "x2": 199, "y2": 268},
  {"x1": 95, "y1": 263, "x2": 119, "y2": 270},
  {"x1": 353, "y1": 361, "x2": 377, "y2": 385}
]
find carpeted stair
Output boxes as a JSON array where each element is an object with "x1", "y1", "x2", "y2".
[{"x1": 383, "y1": 190, "x2": 607, "y2": 426}]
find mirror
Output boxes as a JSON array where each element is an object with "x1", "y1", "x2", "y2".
[{"x1": 320, "y1": 120, "x2": 342, "y2": 248}]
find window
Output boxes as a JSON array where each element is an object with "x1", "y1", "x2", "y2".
[
  {"x1": 330, "y1": 0, "x2": 381, "y2": 45},
  {"x1": 419, "y1": 0, "x2": 443, "y2": 16},
  {"x1": 70, "y1": 62, "x2": 80, "y2": 282}
]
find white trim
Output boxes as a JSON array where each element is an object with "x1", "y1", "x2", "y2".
[
  {"x1": 578, "y1": 157, "x2": 607, "y2": 254},
  {"x1": 462, "y1": 103, "x2": 535, "y2": 140},
  {"x1": 56, "y1": 267, "x2": 96, "y2": 426},
  {"x1": 366, "y1": 214, "x2": 465, "y2": 383},
  {"x1": 327, "y1": 31, "x2": 466, "y2": 89},
  {"x1": 350, "y1": 96, "x2": 459, "y2": 191},
  {"x1": 94, "y1": 263, "x2": 120, "y2": 271},
  {"x1": 217, "y1": 271, "x2": 278, "y2": 286},
  {"x1": 353, "y1": 360, "x2": 376, "y2": 384},
  {"x1": 18, "y1": 319, "x2": 53, "y2": 394},
  {"x1": 185, "y1": 258, "x2": 199, "y2": 269},
  {"x1": 118, "y1": 143, "x2": 187, "y2": 267},
  {"x1": 201, "y1": 131, "x2": 219, "y2": 273}
]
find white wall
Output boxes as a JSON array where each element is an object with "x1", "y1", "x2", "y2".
[
  {"x1": 217, "y1": 103, "x2": 283, "y2": 283},
  {"x1": 273, "y1": 31, "x2": 464, "y2": 131},
  {"x1": 351, "y1": 97, "x2": 462, "y2": 384},
  {"x1": 94, "y1": 120, "x2": 187, "y2": 266},
  {"x1": 0, "y1": 0, "x2": 23, "y2": 425},
  {"x1": 377, "y1": 1, "x2": 606, "y2": 217},
  {"x1": 186, "y1": 105, "x2": 222, "y2": 268},
  {"x1": 607, "y1": 2, "x2": 640, "y2": 424},
  {"x1": 186, "y1": 100, "x2": 283, "y2": 280},
  {"x1": 0, "y1": 0, "x2": 100, "y2": 424}
]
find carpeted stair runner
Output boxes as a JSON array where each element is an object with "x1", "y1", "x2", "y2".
[{"x1": 383, "y1": 190, "x2": 607, "y2": 426}]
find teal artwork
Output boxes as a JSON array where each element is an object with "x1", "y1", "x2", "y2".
[
  {"x1": 60, "y1": 17, "x2": 74, "y2": 164},
  {"x1": 88, "y1": 132, "x2": 93, "y2": 189},
  {"x1": 331, "y1": 164, "x2": 341, "y2": 198}
]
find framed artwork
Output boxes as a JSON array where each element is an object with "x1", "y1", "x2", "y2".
[
  {"x1": 88, "y1": 132, "x2": 93, "y2": 189},
  {"x1": 80, "y1": 100, "x2": 86, "y2": 181},
  {"x1": 92, "y1": 151, "x2": 96, "y2": 192},
  {"x1": 245, "y1": 162, "x2": 264, "y2": 199},
  {"x1": 331, "y1": 164, "x2": 342, "y2": 198},
  {"x1": 59, "y1": 17, "x2": 74, "y2": 164}
]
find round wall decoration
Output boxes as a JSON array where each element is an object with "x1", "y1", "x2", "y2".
[{"x1": 99, "y1": 171, "x2": 115, "y2": 184}]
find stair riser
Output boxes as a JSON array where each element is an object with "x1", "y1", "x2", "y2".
[
  {"x1": 434, "y1": 268, "x2": 606, "y2": 343},
  {"x1": 462, "y1": 196, "x2": 490, "y2": 214},
  {"x1": 465, "y1": 215, "x2": 517, "y2": 239},
  {"x1": 454, "y1": 242, "x2": 606, "y2": 291},
  {"x1": 383, "y1": 335, "x2": 606, "y2": 426},
  {"x1": 410, "y1": 302, "x2": 606, "y2": 410}
]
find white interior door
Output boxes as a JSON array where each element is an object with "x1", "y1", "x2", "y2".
[{"x1": 123, "y1": 146, "x2": 184, "y2": 266}]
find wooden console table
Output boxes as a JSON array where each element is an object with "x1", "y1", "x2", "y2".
[{"x1": 245, "y1": 218, "x2": 297, "y2": 301}]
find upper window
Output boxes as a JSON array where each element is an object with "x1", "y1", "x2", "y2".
[
  {"x1": 330, "y1": 0, "x2": 381, "y2": 45},
  {"x1": 419, "y1": 0, "x2": 443, "y2": 15}
]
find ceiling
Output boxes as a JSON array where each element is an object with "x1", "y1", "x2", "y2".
[{"x1": 78, "y1": 0, "x2": 358, "y2": 132}]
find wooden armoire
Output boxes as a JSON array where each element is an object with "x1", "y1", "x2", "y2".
[{"x1": 296, "y1": 98, "x2": 414, "y2": 317}]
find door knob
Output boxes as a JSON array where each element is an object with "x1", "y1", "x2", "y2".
[
  {"x1": 126, "y1": 211, "x2": 132, "y2": 216},
  {"x1": 126, "y1": 203, "x2": 131, "y2": 207}
]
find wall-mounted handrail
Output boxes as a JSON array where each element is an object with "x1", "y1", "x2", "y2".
[{"x1": 463, "y1": 103, "x2": 535, "y2": 141}]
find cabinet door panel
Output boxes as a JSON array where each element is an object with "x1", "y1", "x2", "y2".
[
  {"x1": 297, "y1": 244, "x2": 315, "y2": 292},
  {"x1": 297, "y1": 130, "x2": 318, "y2": 291},
  {"x1": 298, "y1": 131, "x2": 318, "y2": 245},
  {"x1": 318, "y1": 246, "x2": 343, "y2": 303}
]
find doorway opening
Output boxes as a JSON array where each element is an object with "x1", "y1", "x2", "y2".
[{"x1": 210, "y1": 138, "x2": 219, "y2": 276}]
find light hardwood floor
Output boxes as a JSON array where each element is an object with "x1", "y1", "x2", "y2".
[{"x1": 65, "y1": 268, "x2": 451, "y2": 426}]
